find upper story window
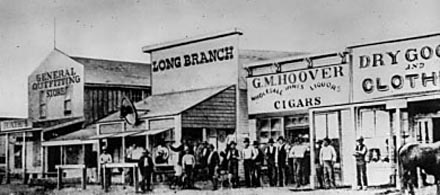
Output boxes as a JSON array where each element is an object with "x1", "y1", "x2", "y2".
[
  {"x1": 39, "y1": 91, "x2": 47, "y2": 119},
  {"x1": 64, "y1": 86, "x2": 72, "y2": 115}
]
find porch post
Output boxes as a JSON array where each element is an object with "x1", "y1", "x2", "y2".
[
  {"x1": 22, "y1": 131, "x2": 27, "y2": 184},
  {"x1": 5, "y1": 133, "x2": 10, "y2": 184},
  {"x1": 309, "y1": 109, "x2": 316, "y2": 189},
  {"x1": 395, "y1": 108, "x2": 402, "y2": 190}
]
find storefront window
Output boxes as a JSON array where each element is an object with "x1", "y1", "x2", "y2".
[
  {"x1": 257, "y1": 118, "x2": 282, "y2": 143},
  {"x1": 359, "y1": 108, "x2": 390, "y2": 162},
  {"x1": 65, "y1": 145, "x2": 81, "y2": 164}
]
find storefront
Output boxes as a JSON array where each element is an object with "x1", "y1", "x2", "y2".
[
  {"x1": 0, "y1": 119, "x2": 42, "y2": 183},
  {"x1": 308, "y1": 33, "x2": 440, "y2": 189},
  {"x1": 246, "y1": 52, "x2": 352, "y2": 186}
]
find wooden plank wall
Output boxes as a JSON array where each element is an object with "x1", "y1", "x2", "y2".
[
  {"x1": 84, "y1": 85, "x2": 150, "y2": 125},
  {"x1": 182, "y1": 86, "x2": 236, "y2": 129}
]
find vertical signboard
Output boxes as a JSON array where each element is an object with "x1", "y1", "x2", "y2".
[
  {"x1": 149, "y1": 34, "x2": 240, "y2": 94},
  {"x1": 351, "y1": 35, "x2": 440, "y2": 102},
  {"x1": 28, "y1": 50, "x2": 84, "y2": 121},
  {"x1": 247, "y1": 64, "x2": 349, "y2": 115}
]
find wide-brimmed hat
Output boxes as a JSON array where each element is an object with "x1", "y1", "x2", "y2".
[
  {"x1": 268, "y1": 138, "x2": 275, "y2": 144},
  {"x1": 253, "y1": 140, "x2": 259, "y2": 146},
  {"x1": 316, "y1": 139, "x2": 323, "y2": 144},
  {"x1": 323, "y1": 137, "x2": 331, "y2": 143},
  {"x1": 243, "y1": 138, "x2": 250, "y2": 143},
  {"x1": 356, "y1": 136, "x2": 364, "y2": 142},
  {"x1": 229, "y1": 141, "x2": 237, "y2": 146},
  {"x1": 277, "y1": 136, "x2": 285, "y2": 141}
]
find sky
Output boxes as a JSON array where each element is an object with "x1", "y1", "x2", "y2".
[{"x1": 0, "y1": 0, "x2": 440, "y2": 118}]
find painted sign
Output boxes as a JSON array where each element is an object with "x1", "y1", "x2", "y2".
[
  {"x1": 352, "y1": 35, "x2": 440, "y2": 102},
  {"x1": 28, "y1": 50, "x2": 84, "y2": 121},
  {"x1": 150, "y1": 34, "x2": 239, "y2": 94},
  {"x1": 0, "y1": 119, "x2": 32, "y2": 131},
  {"x1": 247, "y1": 64, "x2": 349, "y2": 114}
]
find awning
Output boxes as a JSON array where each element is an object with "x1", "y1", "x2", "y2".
[
  {"x1": 108, "y1": 131, "x2": 140, "y2": 138},
  {"x1": 89, "y1": 133, "x2": 117, "y2": 140},
  {"x1": 130, "y1": 128, "x2": 173, "y2": 137}
]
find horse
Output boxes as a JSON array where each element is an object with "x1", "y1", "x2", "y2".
[{"x1": 398, "y1": 142, "x2": 440, "y2": 195}]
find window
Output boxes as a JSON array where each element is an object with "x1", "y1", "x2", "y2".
[
  {"x1": 257, "y1": 118, "x2": 282, "y2": 143},
  {"x1": 39, "y1": 91, "x2": 47, "y2": 119},
  {"x1": 315, "y1": 112, "x2": 339, "y2": 140},
  {"x1": 64, "y1": 86, "x2": 72, "y2": 115}
]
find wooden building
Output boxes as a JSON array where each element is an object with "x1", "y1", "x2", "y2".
[{"x1": 0, "y1": 48, "x2": 151, "y2": 183}]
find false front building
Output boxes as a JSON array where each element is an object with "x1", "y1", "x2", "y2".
[{"x1": 0, "y1": 48, "x2": 151, "y2": 183}]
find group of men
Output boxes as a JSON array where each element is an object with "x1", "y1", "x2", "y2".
[{"x1": 98, "y1": 135, "x2": 369, "y2": 192}]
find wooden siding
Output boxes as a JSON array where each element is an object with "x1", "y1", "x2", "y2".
[
  {"x1": 182, "y1": 86, "x2": 236, "y2": 129},
  {"x1": 84, "y1": 85, "x2": 151, "y2": 125}
]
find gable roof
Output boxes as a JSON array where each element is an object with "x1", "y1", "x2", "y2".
[{"x1": 71, "y1": 56, "x2": 151, "y2": 87}]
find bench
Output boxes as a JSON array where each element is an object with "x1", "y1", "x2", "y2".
[
  {"x1": 102, "y1": 163, "x2": 139, "y2": 193},
  {"x1": 55, "y1": 164, "x2": 86, "y2": 190}
]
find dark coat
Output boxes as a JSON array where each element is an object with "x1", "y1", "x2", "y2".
[
  {"x1": 207, "y1": 150, "x2": 220, "y2": 169},
  {"x1": 138, "y1": 155, "x2": 154, "y2": 175}
]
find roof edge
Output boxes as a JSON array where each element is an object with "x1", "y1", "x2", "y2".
[
  {"x1": 244, "y1": 52, "x2": 341, "y2": 68},
  {"x1": 347, "y1": 32, "x2": 440, "y2": 49},
  {"x1": 142, "y1": 28, "x2": 243, "y2": 53}
]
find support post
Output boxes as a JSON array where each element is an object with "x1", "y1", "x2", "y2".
[
  {"x1": 5, "y1": 133, "x2": 10, "y2": 184},
  {"x1": 82, "y1": 166, "x2": 87, "y2": 190},
  {"x1": 309, "y1": 109, "x2": 316, "y2": 189},
  {"x1": 57, "y1": 167, "x2": 62, "y2": 190},
  {"x1": 133, "y1": 166, "x2": 138, "y2": 193},
  {"x1": 395, "y1": 108, "x2": 402, "y2": 190},
  {"x1": 22, "y1": 131, "x2": 27, "y2": 184}
]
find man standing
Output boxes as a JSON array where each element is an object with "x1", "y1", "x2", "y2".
[
  {"x1": 227, "y1": 141, "x2": 240, "y2": 188},
  {"x1": 354, "y1": 136, "x2": 368, "y2": 190},
  {"x1": 182, "y1": 147, "x2": 196, "y2": 189},
  {"x1": 252, "y1": 141, "x2": 263, "y2": 187},
  {"x1": 138, "y1": 150, "x2": 154, "y2": 192},
  {"x1": 242, "y1": 138, "x2": 253, "y2": 187},
  {"x1": 207, "y1": 144, "x2": 220, "y2": 190},
  {"x1": 319, "y1": 138, "x2": 337, "y2": 189},
  {"x1": 291, "y1": 137, "x2": 309, "y2": 187},
  {"x1": 275, "y1": 136, "x2": 289, "y2": 187},
  {"x1": 315, "y1": 140, "x2": 324, "y2": 189},
  {"x1": 264, "y1": 138, "x2": 277, "y2": 186},
  {"x1": 99, "y1": 148, "x2": 113, "y2": 191}
]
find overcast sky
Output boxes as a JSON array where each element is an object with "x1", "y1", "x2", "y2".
[{"x1": 1, "y1": 0, "x2": 440, "y2": 117}]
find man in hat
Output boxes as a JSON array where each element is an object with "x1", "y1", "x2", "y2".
[
  {"x1": 206, "y1": 144, "x2": 220, "y2": 190},
  {"x1": 226, "y1": 141, "x2": 240, "y2": 188},
  {"x1": 275, "y1": 136, "x2": 289, "y2": 187},
  {"x1": 290, "y1": 136, "x2": 310, "y2": 187},
  {"x1": 354, "y1": 136, "x2": 368, "y2": 190},
  {"x1": 138, "y1": 149, "x2": 154, "y2": 192},
  {"x1": 252, "y1": 140, "x2": 264, "y2": 187},
  {"x1": 99, "y1": 147, "x2": 113, "y2": 191},
  {"x1": 319, "y1": 137, "x2": 337, "y2": 188},
  {"x1": 242, "y1": 137, "x2": 253, "y2": 187},
  {"x1": 264, "y1": 138, "x2": 277, "y2": 186}
]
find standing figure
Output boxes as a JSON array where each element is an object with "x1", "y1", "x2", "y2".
[
  {"x1": 252, "y1": 141, "x2": 264, "y2": 187},
  {"x1": 227, "y1": 141, "x2": 240, "y2": 188},
  {"x1": 319, "y1": 138, "x2": 337, "y2": 189},
  {"x1": 291, "y1": 137, "x2": 309, "y2": 187},
  {"x1": 138, "y1": 150, "x2": 154, "y2": 192},
  {"x1": 182, "y1": 146, "x2": 196, "y2": 189},
  {"x1": 125, "y1": 144, "x2": 136, "y2": 185},
  {"x1": 207, "y1": 144, "x2": 220, "y2": 190},
  {"x1": 275, "y1": 136, "x2": 289, "y2": 187},
  {"x1": 354, "y1": 136, "x2": 368, "y2": 190},
  {"x1": 242, "y1": 138, "x2": 254, "y2": 187},
  {"x1": 315, "y1": 140, "x2": 324, "y2": 189},
  {"x1": 99, "y1": 148, "x2": 113, "y2": 191},
  {"x1": 264, "y1": 138, "x2": 277, "y2": 186}
]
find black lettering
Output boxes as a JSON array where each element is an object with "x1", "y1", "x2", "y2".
[
  {"x1": 252, "y1": 78, "x2": 261, "y2": 88},
  {"x1": 405, "y1": 48, "x2": 418, "y2": 62},
  {"x1": 391, "y1": 75, "x2": 404, "y2": 89},
  {"x1": 405, "y1": 74, "x2": 419, "y2": 88},
  {"x1": 387, "y1": 50, "x2": 400, "y2": 65},
  {"x1": 183, "y1": 55, "x2": 191, "y2": 66},
  {"x1": 359, "y1": 55, "x2": 370, "y2": 69},
  {"x1": 362, "y1": 78, "x2": 374, "y2": 93},
  {"x1": 421, "y1": 72, "x2": 437, "y2": 87},
  {"x1": 191, "y1": 53, "x2": 199, "y2": 65},
  {"x1": 372, "y1": 54, "x2": 384, "y2": 67},
  {"x1": 314, "y1": 97, "x2": 321, "y2": 106},
  {"x1": 420, "y1": 46, "x2": 433, "y2": 60}
]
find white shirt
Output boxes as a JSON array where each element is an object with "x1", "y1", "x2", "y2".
[
  {"x1": 242, "y1": 146, "x2": 253, "y2": 160},
  {"x1": 320, "y1": 145, "x2": 337, "y2": 162},
  {"x1": 289, "y1": 144, "x2": 309, "y2": 158}
]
